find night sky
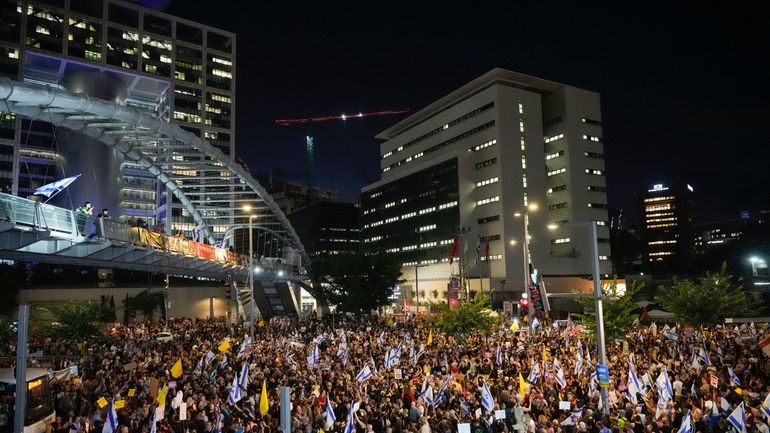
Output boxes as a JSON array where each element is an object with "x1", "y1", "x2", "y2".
[{"x1": 164, "y1": 2, "x2": 770, "y2": 226}]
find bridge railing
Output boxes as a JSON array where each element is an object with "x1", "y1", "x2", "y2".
[{"x1": 0, "y1": 193, "x2": 79, "y2": 236}]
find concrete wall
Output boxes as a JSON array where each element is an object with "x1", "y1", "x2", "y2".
[{"x1": 18, "y1": 286, "x2": 233, "y2": 320}]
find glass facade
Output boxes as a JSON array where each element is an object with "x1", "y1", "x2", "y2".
[
  {"x1": 67, "y1": 17, "x2": 101, "y2": 62},
  {"x1": 362, "y1": 158, "x2": 459, "y2": 265}
]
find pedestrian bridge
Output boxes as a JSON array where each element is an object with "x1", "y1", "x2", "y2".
[{"x1": 0, "y1": 77, "x2": 316, "y2": 319}]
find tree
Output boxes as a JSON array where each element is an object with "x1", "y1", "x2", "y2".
[
  {"x1": 124, "y1": 289, "x2": 165, "y2": 321},
  {"x1": 310, "y1": 252, "x2": 403, "y2": 313},
  {"x1": 656, "y1": 263, "x2": 751, "y2": 326},
  {"x1": 575, "y1": 279, "x2": 642, "y2": 341},
  {"x1": 37, "y1": 302, "x2": 101, "y2": 339},
  {"x1": 432, "y1": 292, "x2": 501, "y2": 335}
]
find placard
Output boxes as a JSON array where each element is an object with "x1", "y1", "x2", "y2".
[
  {"x1": 69, "y1": 365, "x2": 79, "y2": 377},
  {"x1": 495, "y1": 410, "x2": 506, "y2": 420},
  {"x1": 179, "y1": 402, "x2": 187, "y2": 421},
  {"x1": 155, "y1": 406, "x2": 165, "y2": 422},
  {"x1": 114, "y1": 400, "x2": 125, "y2": 409},
  {"x1": 394, "y1": 369, "x2": 402, "y2": 380},
  {"x1": 458, "y1": 424, "x2": 471, "y2": 433},
  {"x1": 149, "y1": 378, "x2": 159, "y2": 398},
  {"x1": 128, "y1": 388, "x2": 136, "y2": 397},
  {"x1": 96, "y1": 397, "x2": 108, "y2": 408},
  {"x1": 475, "y1": 408, "x2": 482, "y2": 419},
  {"x1": 559, "y1": 401, "x2": 571, "y2": 410}
]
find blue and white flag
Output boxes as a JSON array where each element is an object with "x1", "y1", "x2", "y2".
[
  {"x1": 531, "y1": 317, "x2": 541, "y2": 330},
  {"x1": 628, "y1": 366, "x2": 643, "y2": 404},
  {"x1": 717, "y1": 347, "x2": 724, "y2": 362},
  {"x1": 436, "y1": 375, "x2": 451, "y2": 406},
  {"x1": 697, "y1": 347, "x2": 711, "y2": 366},
  {"x1": 238, "y1": 362, "x2": 249, "y2": 390},
  {"x1": 420, "y1": 379, "x2": 434, "y2": 406},
  {"x1": 480, "y1": 380, "x2": 495, "y2": 412},
  {"x1": 554, "y1": 365, "x2": 566, "y2": 389},
  {"x1": 728, "y1": 402, "x2": 747, "y2": 433},
  {"x1": 228, "y1": 374, "x2": 242, "y2": 405},
  {"x1": 205, "y1": 350, "x2": 216, "y2": 365},
  {"x1": 238, "y1": 337, "x2": 252, "y2": 359},
  {"x1": 589, "y1": 371, "x2": 598, "y2": 396},
  {"x1": 219, "y1": 354, "x2": 228, "y2": 369},
  {"x1": 356, "y1": 363, "x2": 373, "y2": 383},
  {"x1": 378, "y1": 331, "x2": 385, "y2": 346},
  {"x1": 214, "y1": 412, "x2": 223, "y2": 433},
  {"x1": 285, "y1": 347, "x2": 296, "y2": 366},
  {"x1": 728, "y1": 367, "x2": 741, "y2": 386},
  {"x1": 575, "y1": 352, "x2": 584, "y2": 376},
  {"x1": 149, "y1": 411, "x2": 157, "y2": 433},
  {"x1": 193, "y1": 356, "x2": 204, "y2": 376},
  {"x1": 34, "y1": 174, "x2": 81, "y2": 197},
  {"x1": 691, "y1": 381, "x2": 697, "y2": 398},
  {"x1": 527, "y1": 362, "x2": 541, "y2": 383},
  {"x1": 495, "y1": 346, "x2": 502, "y2": 366},
  {"x1": 344, "y1": 402, "x2": 356, "y2": 433},
  {"x1": 656, "y1": 369, "x2": 673, "y2": 402},
  {"x1": 761, "y1": 391, "x2": 770, "y2": 420},
  {"x1": 642, "y1": 373, "x2": 652, "y2": 391},
  {"x1": 561, "y1": 406, "x2": 584, "y2": 426},
  {"x1": 307, "y1": 345, "x2": 318, "y2": 369},
  {"x1": 325, "y1": 397, "x2": 336, "y2": 429},
  {"x1": 663, "y1": 328, "x2": 679, "y2": 341},
  {"x1": 677, "y1": 410, "x2": 693, "y2": 433},
  {"x1": 102, "y1": 403, "x2": 118, "y2": 433}
]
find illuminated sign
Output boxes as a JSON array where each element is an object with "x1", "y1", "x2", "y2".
[
  {"x1": 648, "y1": 184, "x2": 669, "y2": 192},
  {"x1": 28, "y1": 379, "x2": 43, "y2": 390},
  {"x1": 687, "y1": 184, "x2": 694, "y2": 192}
]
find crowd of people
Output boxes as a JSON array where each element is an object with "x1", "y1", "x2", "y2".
[{"x1": 30, "y1": 314, "x2": 770, "y2": 433}]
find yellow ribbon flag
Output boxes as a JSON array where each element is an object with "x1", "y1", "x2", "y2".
[
  {"x1": 542, "y1": 346, "x2": 548, "y2": 364},
  {"x1": 518, "y1": 372, "x2": 527, "y2": 399},
  {"x1": 96, "y1": 397, "x2": 108, "y2": 408},
  {"x1": 510, "y1": 321, "x2": 520, "y2": 332},
  {"x1": 114, "y1": 400, "x2": 125, "y2": 410},
  {"x1": 128, "y1": 388, "x2": 136, "y2": 397},
  {"x1": 170, "y1": 359, "x2": 183, "y2": 378},
  {"x1": 319, "y1": 429, "x2": 325, "y2": 433},
  {"x1": 259, "y1": 379, "x2": 269, "y2": 415},
  {"x1": 156, "y1": 384, "x2": 168, "y2": 407},
  {"x1": 427, "y1": 329, "x2": 433, "y2": 346},
  {"x1": 218, "y1": 339, "x2": 231, "y2": 353},
  {"x1": 257, "y1": 320, "x2": 265, "y2": 328}
]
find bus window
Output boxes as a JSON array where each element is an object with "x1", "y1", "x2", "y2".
[{"x1": 25, "y1": 376, "x2": 53, "y2": 427}]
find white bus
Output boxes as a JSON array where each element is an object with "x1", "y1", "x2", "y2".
[{"x1": 0, "y1": 367, "x2": 55, "y2": 433}]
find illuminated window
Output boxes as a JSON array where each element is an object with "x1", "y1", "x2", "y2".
[
  {"x1": 548, "y1": 185, "x2": 567, "y2": 194},
  {"x1": 548, "y1": 202, "x2": 568, "y2": 211},
  {"x1": 478, "y1": 215, "x2": 499, "y2": 225},
  {"x1": 587, "y1": 185, "x2": 606, "y2": 192},
  {"x1": 480, "y1": 254, "x2": 502, "y2": 261},
  {"x1": 438, "y1": 201, "x2": 458, "y2": 210},
  {"x1": 646, "y1": 204, "x2": 672, "y2": 212},
  {"x1": 522, "y1": 174, "x2": 527, "y2": 188},
  {"x1": 476, "y1": 196, "x2": 500, "y2": 206},
  {"x1": 552, "y1": 237, "x2": 571, "y2": 244},
  {"x1": 475, "y1": 158, "x2": 497, "y2": 169},
  {"x1": 518, "y1": 101, "x2": 524, "y2": 114},
  {"x1": 418, "y1": 206, "x2": 436, "y2": 215},
  {"x1": 545, "y1": 133, "x2": 564, "y2": 143},
  {"x1": 586, "y1": 169, "x2": 603, "y2": 176},
  {"x1": 587, "y1": 203, "x2": 607, "y2": 209},
  {"x1": 546, "y1": 150, "x2": 564, "y2": 160},
  {"x1": 582, "y1": 134, "x2": 601, "y2": 142},
  {"x1": 584, "y1": 151, "x2": 604, "y2": 159},
  {"x1": 384, "y1": 202, "x2": 395, "y2": 209},
  {"x1": 470, "y1": 139, "x2": 497, "y2": 152},
  {"x1": 418, "y1": 224, "x2": 436, "y2": 232},
  {"x1": 475, "y1": 177, "x2": 499, "y2": 188},
  {"x1": 547, "y1": 168, "x2": 567, "y2": 177}
]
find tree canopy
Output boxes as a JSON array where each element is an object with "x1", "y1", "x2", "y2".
[
  {"x1": 656, "y1": 263, "x2": 751, "y2": 326},
  {"x1": 310, "y1": 252, "x2": 403, "y2": 313},
  {"x1": 432, "y1": 292, "x2": 501, "y2": 335},
  {"x1": 575, "y1": 279, "x2": 642, "y2": 341},
  {"x1": 36, "y1": 302, "x2": 102, "y2": 339}
]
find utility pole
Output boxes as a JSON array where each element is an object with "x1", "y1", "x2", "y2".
[{"x1": 14, "y1": 304, "x2": 29, "y2": 431}]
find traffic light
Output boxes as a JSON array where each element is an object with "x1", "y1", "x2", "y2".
[{"x1": 518, "y1": 292, "x2": 529, "y2": 319}]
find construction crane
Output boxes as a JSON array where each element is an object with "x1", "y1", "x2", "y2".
[{"x1": 275, "y1": 108, "x2": 409, "y2": 196}]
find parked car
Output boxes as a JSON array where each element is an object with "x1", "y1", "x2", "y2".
[{"x1": 153, "y1": 332, "x2": 173, "y2": 342}]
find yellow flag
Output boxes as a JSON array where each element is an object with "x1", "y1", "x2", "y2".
[
  {"x1": 510, "y1": 321, "x2": 520, "y2": 332},
  {"x1": 218, "y1": 339, "x2": 231, "y2": 352},
  {"x1": 114, "y1": 400, "x2": 125, "y2": 409},
  {"x1": 156, "y1": 384, "x2": 168, "y2": 406},
  {"x1": 128, "y1": 388, "x2": 136, "y2": 397},
  {"x1": 735, "y1": 387, "x2": 743, "y2": 395},
  {"x1": 257, "y1": 320, "x2": 265, "y2": 328},
  {"x1": 96, "y1": 397, "x2": 108, "y2": 408},
  {"x1": 518, "y1": 372, "x2": 527, "y2": 399},
  {"x1": 542, "y1": 346, "x2": 548, "y2": 364},
  {"x1": 259, "y1": 379, "x2": 269, "y2": 415},
  {"x1": 319, "y1": 429, "x2": 325, "y2": 433},
  {"x1": 170, "y1": 359, "x2": 183, "y2": 378},
  {"x1": 427, "y1": 329, "x2": 433, "y2": 346}
]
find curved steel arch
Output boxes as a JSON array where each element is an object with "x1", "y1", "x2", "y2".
[{"x1": 0, "y1": 78, "x2": 311, "y2": 269}]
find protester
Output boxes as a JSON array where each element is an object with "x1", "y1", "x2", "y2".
[{"x1": 15, "y1": 314, "x2": 770, "y2": 433}]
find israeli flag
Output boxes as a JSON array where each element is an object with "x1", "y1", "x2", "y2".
[
  {"x1": 628, "y1": 366, "x2": 643, "y2": 404},
  {"x1": 228, "y1": 374, "x2": 242, "y2": 405},
  {"x1": 677, "y1": 410, "x2": 693, "y2": 433},
  {"x1": 656, "y1": 369, "x2": 673, "y2": 402},
  {"x1": 531, "y1": 317, "x2": 541, "y2": 330},
  {"x1": 589, "y1": 371, "x2": 598, "y2": 395},
  {"x1": 561, "y1": 406, "x2": 584, "y2": 426},
  {"x1": 285, "y1": 347, "x2": 296, "y2": 366},
  {"x1": 728, "y1": 367, "x2": 741, "y2": 386},
  {"x1": 344, "y1": 402, "x2": 356, "y2": 433},
  {"x1": 103, "y1": 403, "x2": 118, "y2": 433},
  {"x1": 385, "y1": 346, "x2": 399, "y2": 369},
  {"x1": 527, "y1": 362, "x2": 541, "y2": 383},
  {"x1": 238, "y1": 337, "x2": 252, "y2": 359},
  {"x1": 214, "y1": 412, "x2": 223, "y2": 433},
  {"x1": 495, "y1": 346, "x2": 502, "y2": 366},
  {"x1": 761, "y1": 391, "x2": 770, "y2": 420},
  {"x1": 149, "y1": 411, "x2": 157, "y2": 433},
  {"x1": 307, "y1": 344, "x2": 318, "y2": 369},
  {"x1": 697, "y1": 347, "x2": 711, "y2": 366},
  {"x1": 205, "y1": 350, "x2": 216, "y2": 365},
  {"x1": 642, "y1": 373, "x2": 652, "y2": 390},
  {"x1": 378, "y1": 331, "x2": 385, "y2": 346},
  {"x1": 480, "y1": 379, "x2": 495, "y2": 412},
  {"x1": 728, "y1": 402, "x2": 747, "y2": 433},
  {"x1": 193, "y1": 356, "x2": 204, "y2": 376},
  {"x1": 420, "y1": 379, "x2": 434, "y2": 406},
  {"x1": 238, "y1": 362, "x2": 249, "y2": 390},
  {"x1": 34, "y1": 174, "x2": 81, "y2": 197},
  {"x1": 575, "y1": 353, "x2": 584, "y2": 376},
  {"x1": 436, "y1": 375, "x2": 451, "y2": 406},
  {"x1": 555, "y1": 365, "x2": 566, "y2": 389},
  {"x1": 325, "y1": 398, "x2": 336, "y2": 428},
  {"x1": 356, "y1": 363, "x2": 373, "y2": 383}
]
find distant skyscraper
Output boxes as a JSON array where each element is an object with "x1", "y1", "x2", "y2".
[
  {"x1": 361, "y1": 68, "x2": 611, "y2": 303},
  {"x1": 287, "y1": 201, "x2": 361, "y2": 256},
  {"x1": 0, "y1": 0, "x2": 235, "y2": 235},
  {"x1": 639, "y1": 183, "x2": 694, "y2": 272}
]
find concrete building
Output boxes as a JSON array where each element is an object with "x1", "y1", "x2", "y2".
[
  {"x1": 0, "y1": 0, "x2": 235, "y2": 235},
  {"x1": 361, "y1": 68, "x2": 611, "y2": 307},
  {"x1": 639, "y1": 183, "x2": 694, "y2": 273}
]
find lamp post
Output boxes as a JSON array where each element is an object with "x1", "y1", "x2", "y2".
[
  {"x1": 514, "y1": 203, "x2": 538, "y2": 317},
  {"x1": 548, "y1": 220, "x2": 609, "y2": 414},
  {"x1": 244, "y1": 205, "x2": 257, "y2": 339}
]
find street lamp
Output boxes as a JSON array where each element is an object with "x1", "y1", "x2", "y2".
[
  {"x1": 243, "y1": 205, "x2": 257, "y2": 339},
  {"x1": 513, "y1": 203, "x2": 538, "y2": 317},
  {"x1": 548, "y1": 220, "x2": 609, "y2": 414}
]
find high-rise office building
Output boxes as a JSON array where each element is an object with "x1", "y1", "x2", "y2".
[
  {"x1": 288, "y1": 201, "x2": 361, "y2": 256},
  {"x1": 0, "y1": 0, "x2": 235, "y2": 234},
  {"x1": 639, "y1": 183, "x2": 694, "y2": 272},
  {"x1": 361, "y1": 68, "x2": 611, "y2": 304}
]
